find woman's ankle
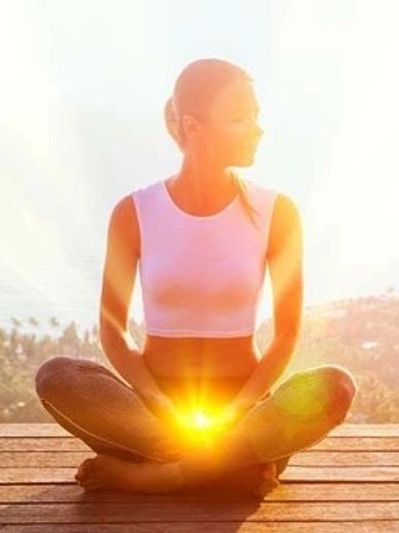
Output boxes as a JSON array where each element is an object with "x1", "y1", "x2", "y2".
[
  {"x1": 175, "y1": 449, "x2": 225, "y2": 489},
  {"x1": 159, "y1": 461, "x2": 186, "y2": 492}
]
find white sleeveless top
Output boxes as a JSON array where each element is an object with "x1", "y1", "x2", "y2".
[{"x1": 131, "y1": 177, "x2": 278, "y2": 338}]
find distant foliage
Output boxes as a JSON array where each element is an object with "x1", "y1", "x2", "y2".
[{"x1": 1, "y1": 291, "x2": 398, "y2": 422}]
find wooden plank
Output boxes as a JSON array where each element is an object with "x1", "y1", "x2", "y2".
[
  {"x1": 0, "y1": 425, "x2": 71, "y2": 438},
  {"x1": 311, "y1": 437, "x2": 399, "y2": 451},
  {"x1": 288, "y1": 451, "x2": 399, "y2": 466},
  {"x1": 0, "y1": 483, "x2": 398, "y2": 503},
  {"x1": 1, "y1": 465, "x2": 399, "y2": 484},
  {"x1": 0, "y1": 452, "x2": 96, "y2": 467},
  {"x1": 1, "y1": 521, "x2": 398, "y2": 533},
  {"x1": 2, "y1": 436, "x2": 399, "y2": 452},
  {"x1": 1, "y1": 450, "x2": 399, "y2": 468},
  {"x1": 278, "y1": 467, "x2": 399, "y2": 482},
  {"x1": 0, "y1": 439, "x2": 92, "y2": 452},
  {"x1": 0, "y1": 423, "x2": 397, "y2": 533},
  {"x1": 329, "y1": 424, "x2": 399, "y2": 437},
  {"x1": 1, "y1": 501, "x2": 399, "y2": 524},
  {"x1": 1, "y1": 424, "x2": 399, "y2": 438}
]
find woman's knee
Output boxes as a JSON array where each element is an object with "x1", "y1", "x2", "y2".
[
  {"x1": 310, "y1": 364, "x2": 358, "y2": 421},
  {"x1": 35, "y1": 355, "x2": 78, "y2": 400},
  {"x1": 321, "y1": 364, "x2": 357, "y2": 396},
  {"x1": 270, "y1": 364, "x2": 357, "y2": 423}
]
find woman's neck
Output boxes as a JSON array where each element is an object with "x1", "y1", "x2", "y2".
[{"x1": 173, "y1": 162, "x2": 237, "y2": 206}]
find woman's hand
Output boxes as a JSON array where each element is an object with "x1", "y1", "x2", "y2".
[
  {"x1": 139, "y1": 389, "x2": 180, "y2": 424},
  {"x1": 216, "y1": 395, "x2": 258, "y2": 430},
  {"x1": 154, "y1": 394, "x2": 180, "y2": 423},
  {"x1": 224, "y1": 386, "x2": 273, "y2": 425}
]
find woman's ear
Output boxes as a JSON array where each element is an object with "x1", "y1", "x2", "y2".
[{"x1": 164, "y1": 96, "x2": 183, "y2": 151}]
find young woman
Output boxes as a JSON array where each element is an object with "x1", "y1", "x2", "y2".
[{"x1": 35, "y1": 58, "x2": 358, "y2": 497}]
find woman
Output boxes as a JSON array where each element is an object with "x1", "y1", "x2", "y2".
[{"x1": 35, "y1": 58, "x2": 358, "y2": 497}]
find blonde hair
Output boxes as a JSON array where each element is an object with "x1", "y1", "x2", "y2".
[{"x1": 163, "y1": 58, "x2": 260, "y2": 230}]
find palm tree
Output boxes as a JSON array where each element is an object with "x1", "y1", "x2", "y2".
[
  {"x1": 49, "y1": 316, "x2": 59, "y2": 329},
  {"x1": 10, "y1": 317, "x2": 22, "y2": 329},
  {"x1": 28, "y1": 317, "x2": 39, "y2": 328}
]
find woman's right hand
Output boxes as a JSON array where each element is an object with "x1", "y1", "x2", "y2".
[
  {"x1": 137, "y1": 388, "x2": 179, "y2": 423},
  {"x1": 153, "y1": 394, "x2": 180, "y2": 423}
]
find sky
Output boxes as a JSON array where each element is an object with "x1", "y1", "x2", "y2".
[{"x1": 1, "y1": 0, "x2": 398, "y2": 336}]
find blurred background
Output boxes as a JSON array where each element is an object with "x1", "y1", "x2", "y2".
[{"x1": 1, "y1": 0, "x2": 398, "y2": 422}]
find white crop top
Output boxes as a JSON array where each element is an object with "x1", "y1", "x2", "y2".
[{"x1": 131, "y1": 177, "x2": 278, "y2": 338}]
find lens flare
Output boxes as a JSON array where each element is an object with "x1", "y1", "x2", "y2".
[
  {"x1": 172, "y1": 401, "x2": 232, "y2": 448},
  {"x1": 190, "y1": 410, "x2": 212, "y2": 429}
]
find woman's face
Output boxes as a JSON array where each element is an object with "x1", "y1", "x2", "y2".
[{"x1": 184, "y1": 78, "x2": 264, "y2": 167}]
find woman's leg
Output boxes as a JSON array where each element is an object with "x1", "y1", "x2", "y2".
[
  {"x1": 175, "y1": 364, "x2": 358, "y2": 488},
  {"x1": 34, "y1": 356, "x2": 185, "y2": 464},
  {"x1": 243, "y1": 364, "x2": 358, "y2": 463},
  {"x1": 35, "y1": 358, "x2": 356, "y2": 493}
]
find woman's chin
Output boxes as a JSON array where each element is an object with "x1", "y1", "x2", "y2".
[{"x1": 236, "y1": 154, "x2": 256, "y2": 166}]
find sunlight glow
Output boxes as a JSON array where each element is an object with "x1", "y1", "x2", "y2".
[
  {"x1": 172, "y1": 401, "x2": 234, "y2": 448},
  {"x1": 191, "y1": 411, "x2": 212, "y2": 429}
]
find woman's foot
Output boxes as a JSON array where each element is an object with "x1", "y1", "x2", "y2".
[
  {"x1": 75, "y1": 454, "x2": 184, "y2": 493},
  {"x1": 275, "y1": 454, "x2": 291, "y2": 477},
  {"x1": 251, "y1": 456, "x2": 292, "y2": 498},
  {"x1": 213, "y1": 461, "x2": 279, "y2": 498},
  {"x1": 255, "y1": 464, "x2": 280, "y2": 497}
]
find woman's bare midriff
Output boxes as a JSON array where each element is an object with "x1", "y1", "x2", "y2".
[{"x1": 142, "y1": 334, "x2": 260, "y2": 380}]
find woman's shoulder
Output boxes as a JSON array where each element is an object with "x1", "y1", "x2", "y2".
[
  {"x1": 107, "y1": 193, "x2": 141, "y2": 255},
  {"x1": 115, "y1": 178, "x2": 162, "y2": 218},
  {"x1": 267, "y1": 191, "x2": 302, "y2": 260},
  {"x1": 109, "y1": 178, "x2": 164, "y2": 252},
  {"x1": 244, "y1": 177, "x2": 285, "y2": 214},
  {"x1": 243, "y1": 179, "x2": 302, "y2": 257},
  {"x1": 110, "y1": 193, "x2": 137, "y2": 221},
  {"x1": 245, "y1": 178, "x2": 299, "y2": 214},
  {"x1": 243, "y1": 177, "x2": 273, "y2": 201},
  {"x1": 273, "y1": 192, "x2": 301, "y2": 221}
]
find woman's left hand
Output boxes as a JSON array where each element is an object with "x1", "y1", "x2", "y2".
[{"x1": 216, "y1": 395, "x2": 257, "y2": 429}]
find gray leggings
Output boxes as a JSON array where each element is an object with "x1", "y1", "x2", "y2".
[{"x1": 34, "y1": 356, "x2": 357, "y2": 473}]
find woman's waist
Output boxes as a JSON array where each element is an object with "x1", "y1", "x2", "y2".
[
  {"x1": 142, "y1": 336, "x2": 260, "y2": 379},
  {"x1": 154, "y1": 374, "x2": 249, "y2": 411}
]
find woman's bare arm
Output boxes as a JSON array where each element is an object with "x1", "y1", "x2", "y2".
[
  {"x1": 228, "y1": 193, "x2": 304, "y2": 407},
  {"x1": 99, "y1": 194, "x2": 170, "y2": 405}
]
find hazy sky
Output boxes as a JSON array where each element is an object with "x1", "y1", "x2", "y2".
[{"x1": 1, "y1": 0, "x2": 398, "y2": 335}]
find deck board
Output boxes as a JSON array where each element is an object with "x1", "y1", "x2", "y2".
[{"x1": 0, "y1": 423, "x2": 398, "y2": 532}]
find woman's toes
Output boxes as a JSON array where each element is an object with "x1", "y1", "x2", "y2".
[
  {"x1": 275, "y1": 455, "x2": 291, "y2": 477},
  {"x1": 77, "y1": 454, "x2": 135, "y2": 491},
  {"x1": 262, "y1": 461, "x2": 277, "y2": 479},
  {"x1": 75, "y1": 457, "x2": 98, "y2": 485},
  {"x1": 257, "y1": 476, "x2": 280, "y2": 496},
  {"x1": 83, "y1": 478, "x2": 104, "y2": 492}
]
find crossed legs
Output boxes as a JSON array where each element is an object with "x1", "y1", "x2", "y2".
[{"x1": 35, "y1": 356, "x2": 357, "y2": 494}]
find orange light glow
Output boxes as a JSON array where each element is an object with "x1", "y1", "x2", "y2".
[{"x1": 172, "y1": 401, "x2": 232, "y2": 448}]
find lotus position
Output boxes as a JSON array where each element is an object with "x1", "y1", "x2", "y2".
[{"x1": 35, "y1": 57, "x2": 357, "y2": 497}]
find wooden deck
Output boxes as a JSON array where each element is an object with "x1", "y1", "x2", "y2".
[{"x1": 0, "y1": 423, "x2": 398, "y2": 532}]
